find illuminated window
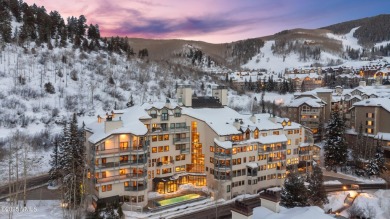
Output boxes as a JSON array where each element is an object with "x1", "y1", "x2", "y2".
[
  {"x1": 288, "y1": 130, "x2": 293, "y2": 134},
  {"x1": 366, "y1": 121, "x2": 374, "y2": 126},
  {"x1": 124, "y1": 181, "x2": 129, "y2": 187},
  {"x1": 273, "y1": 131, "x2": 279, "y2": 135},
  {"x1": 152, "y1": 136, "x2": 158, "y2": 142},
  {"x1": 248, "y1": 145, "x2": 253, "y2": 151},
  {"x1": 102, "y1": 185, "x2": 106, "y2": 192},
  {"x1": 119, "y1": 169, "x2": 125, "y2": 175},
  {"x1": 107, "y1": 184, "x2": 112, "y2": 191},
  {"x1": 287, "y1": 149, "x2": 291, "y2": 155},
  {"x1": 262, "y1": 133, "x2": 267, "y2": 137},
  {"x1": 120, "y1": 142, "x2": 128, "y2": 149},
  {"x1": 158, "y1": 146, "x2": 163, "y2": 152},
  {"x1": 210, "y1": 146, "x2": 214, "y2": 152},
  {"x1": 367, "y1": 113, "x2": 374, "y2": 118},
  {"x1": 152, "y1": 147, "x2": 157, "y2": 153},
  {"x1": 254, "y1": 130, "x2": 259, "y2": 139},
  {"x1": 287, "y1": 139, "x2": 291, "y2": 145},
  {"x1": 164, "y1": 146, "x2": 169, "y2": 151},
  {"x1": 366, "y1": 128, "x2": 374, "y2": 134},
  {"x1": 163, "y1": 134, "x2": 169, "y2": 140},
  {"x1": 237, "y1": 158, "x2": 241, "y2": 164},
  {"x1": 158, "y1": 135, "x2": 163, "y2": 141}
]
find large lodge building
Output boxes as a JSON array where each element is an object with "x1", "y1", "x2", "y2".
[{"x1": 84, "y1": 85, "x2": 315, "y2": 208}]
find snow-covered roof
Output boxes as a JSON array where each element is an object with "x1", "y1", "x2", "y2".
[
  {"x1": 375, "y1": 132, "x2": 390, "y2": 141},
  {"x1": 285, "y1": 96, "x2": 325, "y2": 108},
  {"x1": 253, "y1": 206, "x2": 334, "y2": 219},
  {"x1": 353, "y1": 98, "x2": 390, "y2": 112},
  {"x1": 86, "y1": 105, "x2": 150, "y2": 144},
  {"x1": 182, "y1": 107, "x2": 242, "y2": 136},
  {"x1": 259, "y1": 134, "x2": 287, "y2": 144},
  {"x1": 246, "y1": 162, "x2": 258, "y2": 169},
  {"x1": 214, "y1": 138, "x2": 233, "y2": 149}
]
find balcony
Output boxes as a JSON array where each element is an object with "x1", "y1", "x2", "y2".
[
  {"x1": 214, "y1": 152, "x2": 232, "y2": 159},
  {"x1": 268, "y1": 156, "x2": 286, "y2": 162},
  {"x1": 171, "y1": 126, "x2": 190, "y2": 133},
  {"x1": 156, "y1": 160, "x2": 174, "y2": 167},
  {"x1": 180, "y1": 148, "x2": 190, "y2": 154},
  {"x1": 300, "y1": 111, "x2": 320, "y2": 116},
  {"x1": 299, "y1": 150, "x2": 311, "y2": 155},
  {"x1": 95, "y1": 172, "x2": 147, "y2": 184},
  {"x1": 95, "y1": 145, "x2": 148, "y2": 156},
  {"x1": 300, "y1": 117, "x2": 319, "y2": 122},
  {"x1": 214, "y1": 165, "x2": 232, "y2": 171},
  {"x1": 150, "y1": 127, "x2": 169, "y2": 134},
  {"x1": 95, "y1": 159, "x2": 146, "y2": 170},
  {"x1": 259, "y1": 145, "x2": 287, "y2": 153},
  {"x1": 124, "y1": 184, "x2": 147, "y2": 191},
  {"x1": 173, "y1": 137, "x2": 190, "y2": 144}
]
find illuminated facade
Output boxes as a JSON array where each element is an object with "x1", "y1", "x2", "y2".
[{"x1": 85, "y1": 85, "x2": 313, "y2": 208}]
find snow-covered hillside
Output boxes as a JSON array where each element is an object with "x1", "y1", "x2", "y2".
[{"x1": 243, "y1": 27, "x2": 390, "y2": 73}]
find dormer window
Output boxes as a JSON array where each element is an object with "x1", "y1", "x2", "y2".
[
  {"x1": 161, "y1": 109, "x2": 169, "y2": 121},
  {"x1": 174, "y1": 108, "x2": 181, "y2": 117},
  {"x1": 150, "y1": 110, "x2": 157, "y2": 118}
]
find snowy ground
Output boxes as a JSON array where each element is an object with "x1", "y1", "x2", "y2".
[
  {"x1": 0, "y1": 149, "x2": 51, "y2": 186},
  {"x1": 0, "y1": 200, "x2": 63, "y2": 219},
  {"x1": 325, "y1": 190, "x2": 390, "y2": 219}
]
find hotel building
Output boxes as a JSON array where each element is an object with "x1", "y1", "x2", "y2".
[{"x1": 84, "y1": 85, "x2": 314, "y2": 208}]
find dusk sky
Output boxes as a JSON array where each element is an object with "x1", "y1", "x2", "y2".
[{"x1": 25, "y1": 0, "x2": 390, "y2": 43}]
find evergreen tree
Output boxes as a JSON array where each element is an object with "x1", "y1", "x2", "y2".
[
  {"x1": 48, "y1": 136, "x2": 61, "y2": 182},
  {"x1": 280, "y1": 171, "x2": 309, "y2": 208},
  {"x1": 261, "y1": 92, "x2": 266, "y2": 113},
  {"x1": 366, "y1": 138, "x2": 387, "y2": 177},
  {"x1": 324, "y1": 106, "x2": 348, "y2": 171},
  {"x1": 307, "y1": 165, "x2": 328, "y2": 207},
  {"x1": 0, "y1": 4, "x2": 13, "y2": 43}
]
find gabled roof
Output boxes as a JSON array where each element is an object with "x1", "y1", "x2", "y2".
[{"x1": 353, "y1": 98, "x2": 390, "y2": 113}]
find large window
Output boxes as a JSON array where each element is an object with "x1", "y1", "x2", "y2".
[
  {"x1": 366, "y1": 113, "x2": 374, "y2": 118},
  {"x1": 150, "y1": 110, "x2": 157, "y2": 118},
  {"x1": 174, "y1": 109, "x2": 181, "y2": 117},
  {"x1": 161, "y1": 109, "x2": 169, "y2": 121}
]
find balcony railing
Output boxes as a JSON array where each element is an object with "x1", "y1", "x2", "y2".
[
  {"x1": 258, "y1": 145, "x2": 287, "y2": 153},
  {"x1": 95, "y1": 145, "x2": 148, "y2": 156},
  {"x1": 124, "y1": 184, "x2": 147, "y2": 191},
  {"x1": 173, "y1": 137, "x2": 190, "y2": 144},
  {"x1": 95, "y1": 159, "x2": 146, "y2": 170},
  {"x1": 95, "y1": 172, "x2": 147, "y2": 184},
  {"x1": 301, "y1": 111, "x2": 319, "y2": 116},
  {"x1": 268, "y1": 156, "x2": 286, "y2": 162},
  {"x1": 171, "y1": 126, "x2": 190, "y2": 132},
  {"x1": 180, "y1": 148, "x2": 190, "y2": 154},
  {"x1": 214, "y1": 152, "x2": 232, "y2": 159},
  {"x1": 299, "y1": 150, "x2": 311, "y2": 155},
  {"x1": 156, "y1": 160, "x2": 174, "y2": 167}
]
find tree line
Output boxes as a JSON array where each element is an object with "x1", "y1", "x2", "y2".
[{"x1": 0, "y1": 0, "x2": 136, "y2": 56}]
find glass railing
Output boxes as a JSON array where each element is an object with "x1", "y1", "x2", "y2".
[
  {"x1": 124, "y1": 184, "x2": 147, "y2": 191},
  {"x1": 173, "y1": 137, "x2": 190, "y2": 144}
]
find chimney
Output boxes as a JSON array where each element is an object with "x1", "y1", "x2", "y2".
[
  {"x1": 250, "y1": 114, "x2": 256, "y2": 123},
  {"x1": 233, "y1": 119, "x2": 241, "y2": 130},
  {"x1": 165, "y1": 98, "x2": 171, "y2": 108}
]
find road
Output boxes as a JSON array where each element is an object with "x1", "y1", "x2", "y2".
[{"x1": 0, "y1": 174, "x2": 50, "y2": 201}]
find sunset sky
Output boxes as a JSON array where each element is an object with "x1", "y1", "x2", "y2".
[{"x1": 24, "y1": 0, "x2": 390, "y2": 43}]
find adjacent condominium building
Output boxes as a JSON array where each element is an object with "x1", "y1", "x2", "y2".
[{"x1": 84, "y1": 85, "x2": 314, "y2": 208}]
